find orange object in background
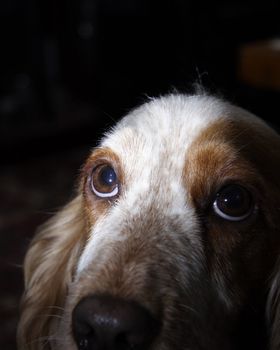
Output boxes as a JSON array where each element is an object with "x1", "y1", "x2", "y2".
[{"x1": 238, "y1": 39, "x2": 280, "y2": 91}]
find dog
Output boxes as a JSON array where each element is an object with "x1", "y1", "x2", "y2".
[{"x1": 18, "y1": 94, "x2": 280, "y2": 350}]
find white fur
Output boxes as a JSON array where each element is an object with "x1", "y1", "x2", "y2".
[
  {"x1": 18, "y1": 93, "x2": 280, "y2": 350},
  {"x1": 76, "y1": 94, "x2": 234, "y2": 275}
]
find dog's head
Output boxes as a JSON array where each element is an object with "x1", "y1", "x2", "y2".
[{"x1": 18, "y1": 94, "x2": 280, "y2": 350}]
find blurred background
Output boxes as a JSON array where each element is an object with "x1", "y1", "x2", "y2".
[{"x1": 1, "y1": 0, "x2": 280, "y2": 349}]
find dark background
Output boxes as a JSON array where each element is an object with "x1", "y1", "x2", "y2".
[{"x1": 1, "y1": 1, "x2": 280, "y2": 349}]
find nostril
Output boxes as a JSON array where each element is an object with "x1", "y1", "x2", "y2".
[
  {"x1": 72, "y1": 295, "x2": 160, "y2": 350},
  {"x1": 78, "y1": 338, "x2": 90, "y2": 350},
  {"x1": 73, "y1": 321, "x2": 96, "y2": 350}
]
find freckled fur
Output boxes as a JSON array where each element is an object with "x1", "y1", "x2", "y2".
[{"x1": 18, "y1": 94, "x2": 280, "y2": 350}]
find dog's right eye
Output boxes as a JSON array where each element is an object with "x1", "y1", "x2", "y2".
[
  {"x1": 90, "y1": 164, "x2": 119, "y2": 198},
  {"x1": 213, "y1": 184, "x2": 254, "y2": 221}
]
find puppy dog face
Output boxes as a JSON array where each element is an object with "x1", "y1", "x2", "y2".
[{"x1": 18, "y1": 95, "x2": 280, "y2": 350}]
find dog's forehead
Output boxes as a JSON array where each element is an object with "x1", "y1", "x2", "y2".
[
  {"x1": 100, "y1": 95, "x2": 262, "y2": 178},
  {"x1": 102, "y1": 95, "x2": 232, "y2": 153},
  {"x1": 99, "y1": 96, "x2": 231, "y2": 199},
  {"x1": 94, "y1": 94, "x2": 273, "y2": 208},
  {"x1": 77, "y1": 95, "x2": 272, "y2": 276}
]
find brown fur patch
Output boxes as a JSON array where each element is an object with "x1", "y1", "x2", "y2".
[
  {"x1": 183, "y1": 117, "x2": 280, "y2": 304},
  {"x1": 184, "y1": 117, "x2": 280, "y2": 216}
]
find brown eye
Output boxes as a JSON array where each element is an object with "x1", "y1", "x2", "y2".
[
  {"x1": 213, "y1": 185, "x2": 254, "y2": 221},
  {"x1": 91, "y1": 164, "x2": 119, "y2": 198}
]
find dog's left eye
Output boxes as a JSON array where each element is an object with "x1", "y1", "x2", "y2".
[
  {"x1": 91, "y1": 164, "x2": 119, "y2": 198},
  {"x1": 213, "y1": 184, "x2": 254, "y2": 221}
]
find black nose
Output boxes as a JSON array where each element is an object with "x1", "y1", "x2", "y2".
[{"x1": 72, "y1": 295, "x2": 160, "y2": 350}]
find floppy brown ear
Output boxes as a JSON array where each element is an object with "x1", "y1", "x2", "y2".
[
  {"x1": 17, "y1": 196, "x2": 86, "y2": 350},
  {"x1": 268, "y1": 260, "x2": 280, "y2": 350},
  {"x1": 264, "y1": 128, "x2": 280, "y2": 350}
]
